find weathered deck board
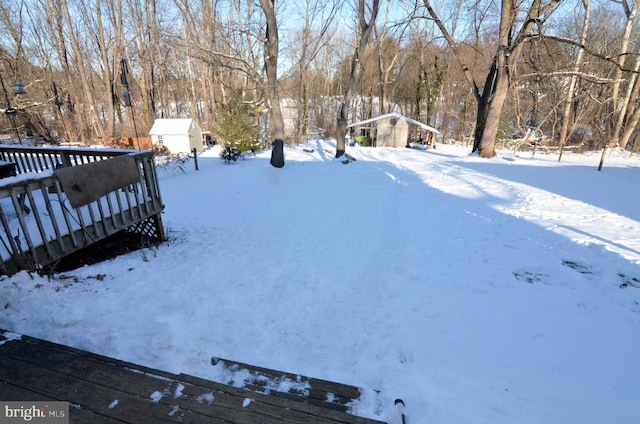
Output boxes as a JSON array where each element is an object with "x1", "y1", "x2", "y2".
[
  {"x1": 0, "y1": 330, "x2": 385, "y2": 424},
  {"x1": 209, "y1": 357, "x2": 364, "y2": 412}
]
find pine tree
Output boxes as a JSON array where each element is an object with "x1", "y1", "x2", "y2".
[{"x1": 215, "y1": 92, "x2": 260, "y2": 154}]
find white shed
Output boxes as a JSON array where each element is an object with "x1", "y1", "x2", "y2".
[
  {"x1": 347, "y1": 112, "x2": 440, "y2": 148},
  {"x1": 149, "y1": 118, "x2": 204, "y2": 154}
]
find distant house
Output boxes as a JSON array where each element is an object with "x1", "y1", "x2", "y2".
[
  {"x1": 149, "y1": 118, "x2": 204, "y2": 154},
  {"x1": 347, "y1": 112, "x2": 440, "y2": 148}
]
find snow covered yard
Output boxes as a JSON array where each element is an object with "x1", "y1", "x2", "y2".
[{"x1": 1, "y1": 141, "x2": 639, "y2": 423}]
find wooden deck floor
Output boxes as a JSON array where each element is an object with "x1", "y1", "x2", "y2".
[{"x1": 0, "y1": 330, "x2": 385, "y2": 423}]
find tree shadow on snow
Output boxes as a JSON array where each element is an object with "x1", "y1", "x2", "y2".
[{"x1": 451, "y1": 156, "x2": 640, "y2": 221}]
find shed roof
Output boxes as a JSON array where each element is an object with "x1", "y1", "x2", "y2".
[
  {"x1": 149, "y1": 118, "x2": 199, "y2": 135},
  {"x1": 347, "y1": 112, "x2": 440, "y2": 134}
]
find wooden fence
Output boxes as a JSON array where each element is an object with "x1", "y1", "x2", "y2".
[{"x1": 0, "y1": 146, "x2": 165, "y2": 276}]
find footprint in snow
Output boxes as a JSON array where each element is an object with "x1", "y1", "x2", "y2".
[
  {"x1": 618, "y1": 272, "x2": 640, "y2": 289},
  {"x1": 561, "y1": 259, "x2": 593, "y2": 275},
  {"x1": 513, "y1": 270, "x2": 549, "y2": 285}
]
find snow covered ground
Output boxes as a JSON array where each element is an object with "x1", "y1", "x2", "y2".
[{"x1": 1, "y1": 140, "x2": 639, "y2": 423}]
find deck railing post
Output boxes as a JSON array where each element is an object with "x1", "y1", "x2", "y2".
[
  {"x1": 192, "y1": 147, "x2": 199, "y2": 171},
  {"x1": 61, "y1": 151, "x2": 73, "y2": 168}
]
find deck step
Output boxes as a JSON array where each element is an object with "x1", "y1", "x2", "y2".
[
  {"x1": 0, "y1": 330, "x2": 385, "y2": 423},
  {"x1": 209, "y1": 356, "x2": 365, "y2": 414}
]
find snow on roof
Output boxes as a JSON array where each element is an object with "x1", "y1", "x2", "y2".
[
  {"x1": 347, "y1": 112, "x2": 440, "y2": 134},
  {"x1": 149, "y1": 118, "x2": 199, "y2": 135}
]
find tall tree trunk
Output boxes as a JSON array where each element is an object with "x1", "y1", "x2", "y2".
[
  {"x1": 297, "y1": 23, "x2": 310, "y2": 142},
  {"x1": 471, "y1": 0, "x2": 515, "y2": 158},
  {"x1": 375, "y1": 2, "x2": 402, "y2": 116},
  {"x1": 609, "y1": 0, "x2": 639, "y2": 145},
  {"x1": 472, "y1": 50, "x2": 510, "y2": 157},
  {"x1": 558, "y1": 0, "x2": 591, "y2": 161},
  {"x1": 618, "y1": 76, "x2": 640, "y2": 148},
  {"x1": 259, "y1": 0, "x2": 285, "y2": 167},
  {"x1": 614, "y1": 42, "x2": 640, "y2": 149},
  {"x1": 48, "y1": 0, "x2": 87, "y2": 143},
  {"x1": 110, "y1": 0, "x2": 125, "y2": 129},
  {"x1": 24, "y1": 1, "x2": 71, "y2": 143},
  {"x1": 95, "y1": 0, "x2": 116, "y2": 138},
  {"x1": 335, "y1": 44, "x2": 365, "y2": 157},
  {"x1": 59, "y1": 0, "x2": 104, "y2": 141},
  {"x1": 335, "y1": 0, "x2": 380, "y2": 158},
  {"x1": 598, "y1": 0, "x2": 639, "y2": 169}
]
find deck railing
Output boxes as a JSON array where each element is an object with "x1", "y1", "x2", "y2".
[{"x1": 0, "y1": 146, "x2": 165, "y2": 276}]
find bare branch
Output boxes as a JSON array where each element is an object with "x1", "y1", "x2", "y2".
[
  {"x1": 422, "y1": 0, "x2": 480, "y2": 98},
  {"x1": 511, "y1": 0, "x2": 564, "y2": 50},
  {"x1": 164, "y1": 34, "x2": 263, "y2": 84},
  {"x1": 530, "y1": 33, "x2": 640, "y2": 72},
  {"x1": 516, "y1": 71, "x2": 625, "y2": 84}
]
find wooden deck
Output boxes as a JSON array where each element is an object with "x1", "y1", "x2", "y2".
[
  {"x1": 0, "y1": 146, "x2": 165, "y2": 276},
  {"x1": 0, "y1": 330, "x2": 385, "y2": 423}
]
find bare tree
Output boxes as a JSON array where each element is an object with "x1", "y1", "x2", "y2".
[
  {"x1": 306, "y1": 29, "x2": 350, "y2": 135},
  {"x1": 374, "y1": 0, "x2": 407, "y2": 115},
  {"x1": 423, "y1": 0, "x2": 562, "y2": 157},
  {"x1": 335, "y1": 0, "x2": 380, "y2": 158},
  {"x1": 89, "y1": 0, "x2": 124, "y2": 138},
  {"x1": 44, "y1": 0, "x2": 90, "y2": 143},
  {"x1": 558, "y1": 0, "x2": 591, "y2": 161},
  {"x1": 609, "y1": 0, "x2": 640, "y2": 150},
  {"x1": 58, "y1": 0, "x2": 104, "y2": 140},
  {"x1": 171, "y1": 0, "x2": 264, "y2": 103},
  {"x1": 288, "y1": 0, "x2": 341, "y2": 142},
  {"x1": 259, "y1": 0, "x2": 285, "y2": 167}
]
